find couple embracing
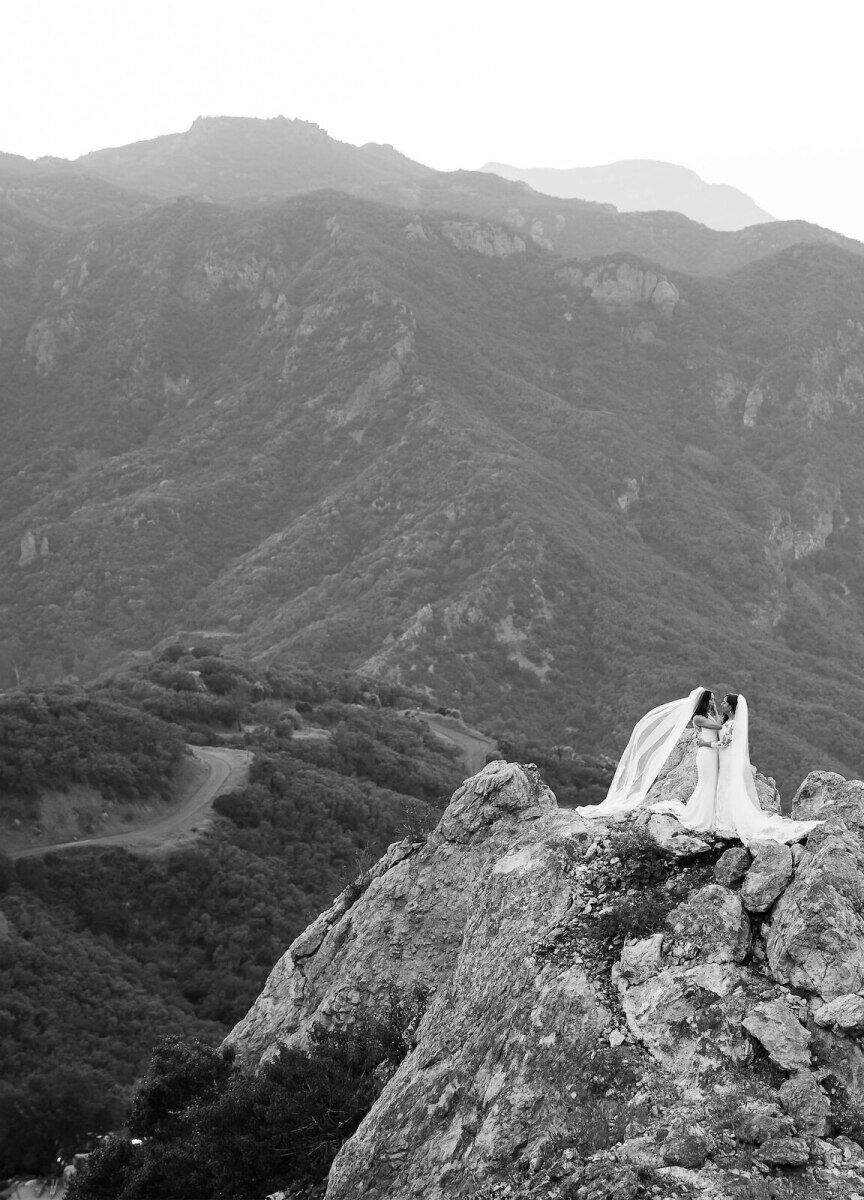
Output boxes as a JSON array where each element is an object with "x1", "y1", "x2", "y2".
[{"x1": 577, "y1": 686, "x2": 819, "y2": 846}]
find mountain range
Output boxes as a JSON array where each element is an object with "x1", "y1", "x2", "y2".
[
  {"x1": 3, "y1": 117, "x2": 864, "y2": 795},
  {"x1": 482, "y1": 158, "x2": 775, "y2": 231}
]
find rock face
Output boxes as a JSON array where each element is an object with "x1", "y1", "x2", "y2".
[
  {"x1": 227, "y1": 761, "x2": 864, "y2": 1199},
  {"x1": 555, "y1": 258, "x2": 680, "y2": 315},
  {"x1": 442, "y1": 220, "x2": 526, "y2": 257},
  {"x1": 767, "y1": 822, "x2": 864, "y2": 999},
  {"x1": 226, "y1": 761, "x2": 556, "y2": 1067}
]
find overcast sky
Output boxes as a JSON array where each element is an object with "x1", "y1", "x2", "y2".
[{"x1": 2, "y1": 0, "x2": 863, "y2": 240}]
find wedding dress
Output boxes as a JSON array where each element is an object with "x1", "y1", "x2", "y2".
[
  {"x1": 576, "y1": 686, "x2": 708, "y2": 818},
  {"x1": 711, "y1": 695, "x2": 820, "y2": 845},
  {"x1": 652, "y1": 715, "x2": 720, "y2": 833}
]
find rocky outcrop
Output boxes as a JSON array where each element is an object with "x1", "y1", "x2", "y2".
[
  {"x1": 442, "y1": 221, "x2": 526, "y2": 257},
  {"x1": 227, "y1": 761, "x2": 864, "y2": 1199},
  {"x1": 740, "y1": 839, "x2": 793, "y2": 912},
  {"x1": 225, "y1": 761, "x2": 558, "y2": 1067},
  {"x1": 555, "y1": 259, "x2": 680, "y2": 315},
  {"x1": 767, "y1": 817, "x2": 864, "y2": 1000}
]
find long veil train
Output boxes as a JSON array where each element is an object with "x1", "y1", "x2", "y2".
[
  {"x1": 576, "y1": 686, "x2": 706, "y2": 819},
  {"x1": 713, "y1": 695, "x2": 820, "y2": 845}
]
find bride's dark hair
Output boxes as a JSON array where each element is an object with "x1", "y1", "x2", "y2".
[
  {"x1": 694, "y1": 690, "x2": 713, "y2": 717},
  {"x1": 723, "y1": 693, "x2": 739, "y2": 720}
]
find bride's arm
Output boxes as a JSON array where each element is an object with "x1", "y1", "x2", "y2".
[{"x1": 693, "y1": 716, "x2": 723, "y2": 730}]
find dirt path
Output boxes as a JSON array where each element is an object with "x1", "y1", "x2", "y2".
[
  {"x1": 405, "y1": 711, "x2": 499, "y2": 776},
  {"x1": 12, "y1": 746, "x2": 251, "y2": 859}
]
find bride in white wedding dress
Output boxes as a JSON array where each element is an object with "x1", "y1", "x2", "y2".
[{"x1": 709, "y1": 693, "x2": 820, "y2": 845}]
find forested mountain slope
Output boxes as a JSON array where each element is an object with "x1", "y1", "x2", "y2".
[{"x1": 2, "y1": 190, "x2": 864, "y2": 793}]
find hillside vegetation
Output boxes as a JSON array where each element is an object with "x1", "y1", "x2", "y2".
[{"x1": 2, "y1": 185, "x2": 864, "y2": 794}]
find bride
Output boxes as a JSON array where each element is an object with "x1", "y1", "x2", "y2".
[
  {"x1": 709, "y1": 693, "x2": 820, "y2": 845},
  {"x1": 651, "y1": 689, "x2": 723, "y2": 832}
]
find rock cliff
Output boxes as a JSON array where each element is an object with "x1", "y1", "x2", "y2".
[{"x1": 226, "y1": 755, "x2": 864, "y2": 1199}]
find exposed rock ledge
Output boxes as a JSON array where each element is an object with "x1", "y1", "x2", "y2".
[{"x1": 225, "y1": 755, "x2": 864, "y2": 1199}]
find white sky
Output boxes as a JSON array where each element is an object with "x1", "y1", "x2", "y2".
[{"x1": 2, "y1": 0, "x2": 863, "y2": 239}]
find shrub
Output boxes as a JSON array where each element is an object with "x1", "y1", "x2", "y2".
[
  {"x1": 69, "y1": 998, "x2": 422, "y2": 1200},
  {"x1": 0, "y1": 850, "x2": 14, "y2": 894}
]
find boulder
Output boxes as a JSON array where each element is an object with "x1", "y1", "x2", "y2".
[
  {"x1": 737, "y1": 1104, "x2": 796, "y2": 1144},
  {"x1": 662, "y1": 1130, "x2": 713, "y2": 1167},
  {"x1": 623, "y1": 961, "x2": 751, "y2": 1072},
  {"x1": 790, "y1": 771, "x2": 862, "y2": 821},
  {"x1": 619, "y1": 933, "x2": 664, "y2": 986},
  {"x1": 743, "y1": 997, "x2": 811, "y2": 1071},
  {"x1": 639, "y1": 812, "x2": 710, "y2": 857},
  {"x1": 767, "y1": 826, "x2": 864, "y2": 999},
  {"x1": 715, "y1": 846, "x2": 752, "y2": 888},
  {"x1": 813, "y1": 993, "x2": 864, "y2": 1034},
  {"x1": 666, "y1": 884, "x2": 751, "y2": 965},
  {"x1": 741, "y1": 840, "x2": 794, "y2": 912},
  {"x1": 754, "y1": 1136, "x2": 810, "y2": 1166},
  {"x1": 779, "y1": 1071, "x2": 831, "y2": 1137}
]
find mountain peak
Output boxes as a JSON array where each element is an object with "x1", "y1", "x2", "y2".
[{"x1": 481, "y1": 157, "x2": 775, "y2": 230}]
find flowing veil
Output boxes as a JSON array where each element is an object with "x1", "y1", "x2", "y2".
[
  {"x1": 577, "y1": 686, "x2": 707, "y2": 819},
  {"x1": 716, "y1": 695, "x2": 821, "y2": 845}
]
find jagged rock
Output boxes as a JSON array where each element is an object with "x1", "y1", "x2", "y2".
[
  {"x1": 645, "y1": 732, "x2": 697, "y2": 806},
  {"x1": 737, "y1": 1103, "x2": 796, "y2": 1144},
  {"x1": 756, "y1": 773, "x2": 782, "y2": 814},
  {"x1": 743, "y1": 997, "x2": 812, "y2": 1071},
  {"x1": 809, "y1": 1021, "x2": 864, "y2": 1116},
  {"x1": 662, "y1": 1130, "x2": 713, "y2": 1167},
  {"x1": 715, "y1": 846, "x2": 752, "y2": 888},
  {"x1": 325, "y1": 838, "x2": 613, "y2": 1194},
  {"x1": 755, "y1": 1136, "x2": 810, "y2": 1166},
  {"x1": 741, "y1": 840, "x2": 794, "y2": 912},
  {"x1": 619, "y1": 933, "x2": 664, "y2": 986},
  {"x1": 623, "y1": 961, "x2": 751, "y2": 1072},
  {"x1": 559, "y1": 260, "x2": 681, "y2": 316},
  {"x1": 636, "y1": 811, "x2": 710, "y2": 857},
  {"x1": 224, "y1": 761, "x2": 556, "y2": 1068},
  {"x1": 442, "y1": 221, "x2": 526, "y2": 257},
  {"x1": 814, "y1": 993, "x2": 864, "y2": 1034},
  {"x1": 791, "y1": 771, "x2": 864, "y2": 823},
  {"x1": 779, "y1": 1071, "x2": 831, "y2": 1136},
  {"x1": 666, "y1": 885, "x2": 751, "y2": 964},
  {"x1": 767, "y1": 825, "x2": 864, "y2": 999},
  {"x1": 832, "y1": 1134, "x2": 864, "y2": 1165}
]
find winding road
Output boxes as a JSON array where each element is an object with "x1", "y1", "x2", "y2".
[
  {"x1": 404, "y1": 711, "x2": 498, "y2": 776},
  {"x1": 12, "y1": 746, "x2": 252, "y2": 859}
]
